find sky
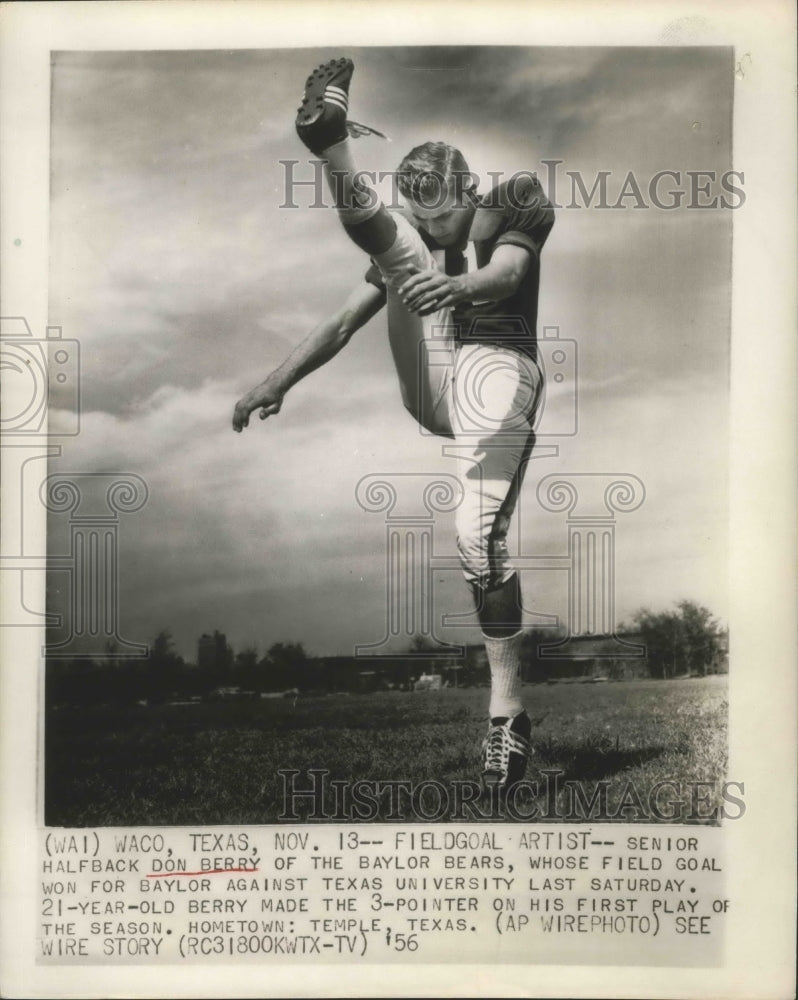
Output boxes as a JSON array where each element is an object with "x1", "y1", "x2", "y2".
[{"x1": 46, "y1": 46, "x2": 733, "y2": 661}]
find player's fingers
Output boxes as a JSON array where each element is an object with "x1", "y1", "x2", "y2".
[
  {"x1": 398, "y1": 271, "x2": 435, "y2": 295},
  {"x1": 411, "y1": 287, "x2": 450, "y2": 313},
  {"x1": 396, "y1": 265, "x2": 420, "y2": 291},
  {"x1": 419, "y1": 283, "x2": 455, "y2": 314},
  {"x1": 259, "y1": 402, "x2": 281, "y2": 420},
  {"x1": 407, "y1": 274, "x2": 439, "y2": 293},
  {"x1": 418, "y1": 298, "x2": 449, "y2": 317},
  {"x1": 397, "y1": 275, "x2": 421, "y2": 295},
  {"x1": 403, "y1": 281, "x2": 442, "y2": 309},
  {"x1": 419, "y1": 288, "x2": 446, "y2": 307}
]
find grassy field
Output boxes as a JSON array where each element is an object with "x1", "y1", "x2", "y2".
[{"x1": 45, "y1": 676, "x2": 728, "y2": 826}]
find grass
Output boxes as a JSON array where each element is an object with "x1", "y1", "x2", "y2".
[{"x1": 45, "y1": 676, "x2": 728, "y2": 826}]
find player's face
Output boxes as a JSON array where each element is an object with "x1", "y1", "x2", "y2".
[{"x1": 406, "y1": 187, "x2": 475, "y2": 247}]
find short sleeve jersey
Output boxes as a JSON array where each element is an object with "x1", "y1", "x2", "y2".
[{"x1": 365, "y1": 172, "x2": 555, "y2": 360}]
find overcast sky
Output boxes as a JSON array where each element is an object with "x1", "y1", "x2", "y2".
[{"x1": 47, "y1": 46, "x2": 733, "y2": 661}]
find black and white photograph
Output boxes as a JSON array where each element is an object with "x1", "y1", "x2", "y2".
[
  {"x1": 42, "y1": 42, "x2": 738, "y2": 826},
  {"x1": 0, "y1": 1, "x2": 795, "y2": 997}
]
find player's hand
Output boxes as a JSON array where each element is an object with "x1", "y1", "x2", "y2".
[
  {"x1": 232, "y1": 380, "x2": 285, "y2": 432},
  {"x1": 398, "y1": 270, "x2": 466, "y2": 317}
]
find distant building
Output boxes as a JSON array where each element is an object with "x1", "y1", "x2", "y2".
[
  {"x1": 197, "y1": 631, "x2": 229, "y2": 674},
  {"x1": 414, "y1": 672, "x2": 442, "y2": 692},
  {"x1": 208, "y1": 685, "x2": 257, "y2": 701}
]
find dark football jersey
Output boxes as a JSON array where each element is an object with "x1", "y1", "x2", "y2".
[{"x1": 365, "y1": 172, "x2": 554, "y2": 359}]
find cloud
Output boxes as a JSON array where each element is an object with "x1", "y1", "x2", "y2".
[
  {"x1": 46, "y1": 47, "x2": 732, "y2": 659},
  {"x1": 50, "y1": 46, "x2": 732, "y2": 414},
  {"x1": 48, "y1": 358, "x2": 726, "y2": 659}
]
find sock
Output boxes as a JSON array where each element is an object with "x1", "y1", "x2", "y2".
[
  {"x1": 483, "y1": 630, "x2": 524, "y2": 720},
  {"x1": 318, "y1": 138, "x2": 396, "y2": 252},
  {"x1": 320, "y1": 138, "x2": 380, "y2": 221}
]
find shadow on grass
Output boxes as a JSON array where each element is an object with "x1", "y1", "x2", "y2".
[{"x1": 535, "y1": 743, "x2": 667, "y2": 781}]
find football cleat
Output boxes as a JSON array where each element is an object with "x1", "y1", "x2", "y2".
[
  {"x1": 480, "y1": 710, "x2": 532, "y2": 796},
  {"x1": 295, "y1": 57, "x2": 387, "y2": 155}
]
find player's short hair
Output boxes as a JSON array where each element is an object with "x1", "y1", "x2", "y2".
[{"x1": 396, "y1": 142, "x2": 476, "y2": 208}]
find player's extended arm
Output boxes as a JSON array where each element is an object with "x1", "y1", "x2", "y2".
[
  {"x1": 232, "y1": 280, "x2": 385, "y2": 431},
  {"x1": 399, "y1": 244, "x2": 531, "y2": 316}
]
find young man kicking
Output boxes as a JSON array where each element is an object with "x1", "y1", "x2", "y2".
[{"x1": 233, "y1": 57, "x2": 555, "y2": 798}]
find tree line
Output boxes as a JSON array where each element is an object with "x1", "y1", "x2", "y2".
[{"x1": 45, "y1": 599, "x2": 727, "y2": 707}]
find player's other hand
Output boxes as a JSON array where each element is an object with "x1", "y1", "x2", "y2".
[
  {"x1": 232, "y1": 381, "x2": 284, "y2": 432},
  {"x1": 398, "y1": 269, "x2": 466, "y2": 317}
]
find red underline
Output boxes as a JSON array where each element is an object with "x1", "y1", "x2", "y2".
[{"x1": 146, "y1": 868, "x2": 260, "y2": 878}]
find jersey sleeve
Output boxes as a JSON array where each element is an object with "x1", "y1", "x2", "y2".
[{"x1": 490, "y1": 173, "x2": 555, "y2": 258}]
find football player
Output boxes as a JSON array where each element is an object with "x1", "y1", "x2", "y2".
[{"x1": 233, "y1": 58, "x2": 555, "y2": 798}]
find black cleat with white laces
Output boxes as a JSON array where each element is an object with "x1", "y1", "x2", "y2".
[
  {"x1": 480, "y1": 710, "x2": 532, "y2": 800},
  {"x1": 295, "y1": 57, "x2": 387, "y2": 156}
]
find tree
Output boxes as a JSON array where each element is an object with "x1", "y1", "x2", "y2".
[
  {"x1": 631, "y1": 601, "x2": 723, "y2": 678},
  {"x1": 632, "y1": 609, "x2": 681, "y2": 678},
  {"x1": 521, "y1": 627, "x2": 563, "y2": 682},
  {"x1": 234, "y1": 646, "x2": 259, "y2": 689},
  {"x1": 676, "y1": 600, "x2": 725, "y2": 675},
  {"x1": 262, "y1": 642, "x2": 309, "y2": 691},
  {"x1": 235, "y1": 646, "x2": 258, "y2": 669},
  {"x1": 146, "y1": 629, "x2": 185, "y2": 701}
]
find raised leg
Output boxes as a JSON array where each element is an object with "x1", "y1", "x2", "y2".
[{"x1": 295, "y1": 58, "x2": 396, "y2": 254}]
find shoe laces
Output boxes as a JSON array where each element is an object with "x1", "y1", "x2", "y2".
[
  {"x1": 345, "y1": 120, "x2": 389, "y2": 141},
  {"x1": 482, "y1": 719, "x2": 529, "y2": 776}
]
